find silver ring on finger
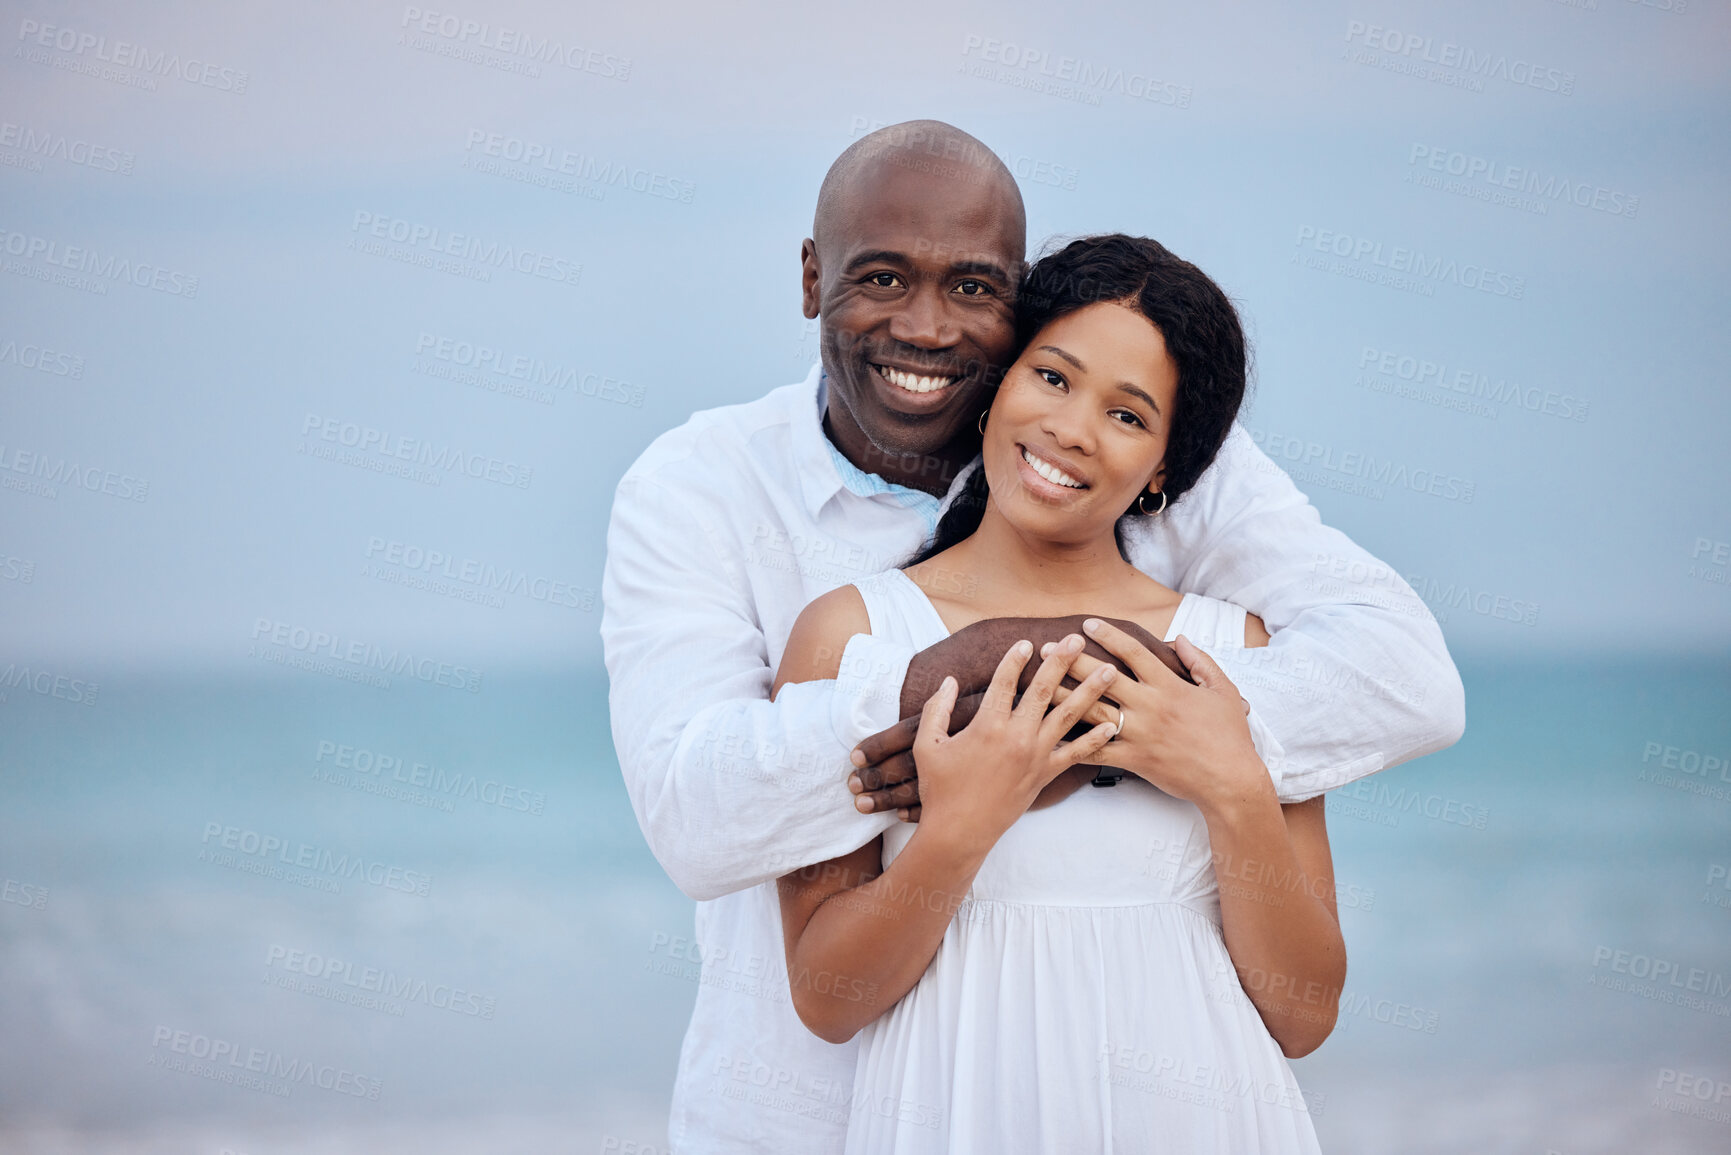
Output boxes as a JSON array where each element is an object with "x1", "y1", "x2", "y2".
[{"x1": 1111, "y1": 706, "x2": 1128, "y2": 742}]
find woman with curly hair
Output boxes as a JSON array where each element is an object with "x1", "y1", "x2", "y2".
[{"x1": 774, "y1": 235, "x2": 1336, "y2": 1153}]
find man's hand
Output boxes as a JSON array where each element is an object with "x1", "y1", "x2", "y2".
[
  {"x1": 850, "y1": 615, "x2": 1191, "y2": 818},
  {"x1": 896, "y1": 615, "x2": 1185, "y2": 718},
  {"x1": 846, "y1": 693, "x2": 981, "y2": 819}
]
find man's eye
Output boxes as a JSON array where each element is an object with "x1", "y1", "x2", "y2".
[
  {"x1": 954, "y1": 279, "x2": 992, "y2": 296},
  {"x1": 867, "y1": 272, "x2": 901, "y2": 288}
]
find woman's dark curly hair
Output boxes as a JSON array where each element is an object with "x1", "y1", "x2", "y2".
[{"x1": 911, "y1": 233, "x2": 1248, "y2": 564}]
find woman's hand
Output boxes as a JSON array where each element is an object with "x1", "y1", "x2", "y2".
[
  {"x1": 848, "y1": 616, "x2": 1182, "y2": 820},
  {"x1": 912, "y1": 634, "x2": 1120, "y2": 858},
  {"x1": 1053, "y1": 620, "x2": 1270, "y2": 815}
]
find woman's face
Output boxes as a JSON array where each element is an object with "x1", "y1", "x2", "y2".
[{"x1": 982, "y1": 301, "x2": 1179, "y2": 546}]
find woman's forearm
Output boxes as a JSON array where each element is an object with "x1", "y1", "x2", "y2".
[
  {"x1": 1200, "y1": 778, "x2": 1346, "y2": 1058},
  {"x1": 797, "y1": 639, "x2": 1118, "y2": 1043},
  {"x1": 787, "y1": 827, "x2": 989, "y2": 1044}
]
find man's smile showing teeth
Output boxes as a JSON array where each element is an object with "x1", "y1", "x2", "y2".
[
  {"x1": 874, "y1": 364, "x2": 959, "y2": 394},
  {"x1": 1021, "y1": 447, "x2": 1085, "y2": 489}
]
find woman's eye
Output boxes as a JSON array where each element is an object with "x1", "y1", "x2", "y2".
[
  {"x1": 1110, "y1": 409, "x2": 1145, "y2": 428},
  {"x1": 954, "y1": 279, "x2": 991, "y2": 297},
  {"x1": 1037, "y1": 368, "x2": 1066, "y2": 389},
  {"x1": 867, "y1": 272, "x2": 901, "y2": 288}
]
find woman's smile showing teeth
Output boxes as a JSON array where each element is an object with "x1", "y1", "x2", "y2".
[
  {"x1": 1020, "y1": 446, "x2": 1086, "y2": 489},
  {"x1": 874, "y1": 363, "x2": 960, "y2": 394}
]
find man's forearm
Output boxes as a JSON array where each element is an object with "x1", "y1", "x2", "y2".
[
  {"x1": 605, "y1": 473, "x2": 916, "y2": 900},
  {"x1": 629, "y1": 683, "x2": 896, "y2": 900},
  {"x1": 615, "y1": 628, "x2": 922, "y2": 900},
  {"x1": 899, "y1": 616, "x2": 1187, "y2": 718}
]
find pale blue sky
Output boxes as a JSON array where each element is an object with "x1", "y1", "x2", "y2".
[{"x1": 1, "y1": 0, "x2": 1727, "y2": 669}]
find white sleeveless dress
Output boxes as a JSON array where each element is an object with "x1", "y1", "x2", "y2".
[{"x1": 843, "y1": 569, "x2": 1323, "y2": 1154}]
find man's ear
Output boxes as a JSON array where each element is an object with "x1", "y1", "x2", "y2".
[{"x1": 800, "y1": 238, "x2": 821, "y2": 320}]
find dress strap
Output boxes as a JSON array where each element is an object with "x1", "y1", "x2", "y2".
[
  {"x1": 849, "y1": 570, "x2": 900, "y2": 638},
  {"x1": 848, "y1": 570, "x2": 954, "y2": 650},
  {"x1": 1164, "y1": 594, "x2": 1248, "y2": 652}
]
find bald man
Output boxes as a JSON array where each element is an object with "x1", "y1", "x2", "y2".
[{"x1": 602, "y1": 121, "x2": 1462, "y2": 1152}]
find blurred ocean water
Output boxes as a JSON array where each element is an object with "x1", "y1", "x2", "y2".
[{"x1": 0, "y1": 659, "x2": 1727, "y2": 1154}]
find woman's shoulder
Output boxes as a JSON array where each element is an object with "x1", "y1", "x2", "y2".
[
  {"x1": 1118, "y1": 567, "x2": 1186, "y2": 640},
  {"x1": 1119, "y1": 565, "x2": 1266, "y2": 649},
  {"x1": 792, "y1": 583, "x2": 872, "y2": 643},
  {"x1": 773, "y1": 584, "x2": 872, "y2": 693}
]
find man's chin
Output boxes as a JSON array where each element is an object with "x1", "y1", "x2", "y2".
[{"x1": 851, "y1": 402, "x2": 973, "y2": 463}]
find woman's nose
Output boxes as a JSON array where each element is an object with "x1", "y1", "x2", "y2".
[{"x1": 1040, "y1": 397, "x2": 1094, "y2": 452}]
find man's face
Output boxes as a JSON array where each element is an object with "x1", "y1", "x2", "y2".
[{"x1": 802, "y1": 158, "x2": 1023, "y2": 462}]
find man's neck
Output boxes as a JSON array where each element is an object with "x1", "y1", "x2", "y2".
[{"x1": 821, "y1": 402, "x2": 975, "y2": 498}]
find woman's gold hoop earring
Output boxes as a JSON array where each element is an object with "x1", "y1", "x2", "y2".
[
  {"x1": 1138, "y1": 490, "x2": 1167, "y2": 516},
  {"x1": 978, "y1": 410, "x2": 989, "y2": 435}
]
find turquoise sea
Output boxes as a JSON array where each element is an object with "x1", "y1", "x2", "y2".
[{"x1": 1, "y1": 659, "x2": 1727, "y2": 1154}]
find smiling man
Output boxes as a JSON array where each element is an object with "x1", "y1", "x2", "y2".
[
  {"x1": 806, "y1": 126, "x2": 1022, "y2": 495},
  {"x1": 602, "y1": 120, "x2": 1463, "y2": 1153}
]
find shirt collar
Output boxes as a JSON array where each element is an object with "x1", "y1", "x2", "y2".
[
  {"x1": 792, "y1": 364, "x2": 954, "y2": 529},
  {"x1": 790, "y1": 362, "x2": 845, "y2": 518}
]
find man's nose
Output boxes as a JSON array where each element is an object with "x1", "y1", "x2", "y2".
[{"x1": 886, "y1": 284, "x2": 955, "y2": 349}]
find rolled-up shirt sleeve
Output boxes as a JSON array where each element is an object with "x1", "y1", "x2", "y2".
[
  {"x1": 1128, "y1": 426, "x2": 1467, "y2": 802},
  {"x1": 602, "y1": 472, "x2": 900, "y2": 901}
]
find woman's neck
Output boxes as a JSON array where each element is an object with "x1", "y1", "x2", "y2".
[{"x1": 947, "y1": 498, "x2": 1135, "y2": 609}]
